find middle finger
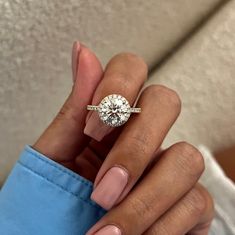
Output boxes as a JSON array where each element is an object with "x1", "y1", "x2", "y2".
[
  {"x1": 87, "y1": 142, "x2": 205, "y2": 235},
  {"x1": 91, "y1": 85, "x2": 181, "y2": 210}
]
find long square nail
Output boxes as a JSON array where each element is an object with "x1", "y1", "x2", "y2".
[{"x1": 91, "y1": 166, "x2": 129, "y2": 210}]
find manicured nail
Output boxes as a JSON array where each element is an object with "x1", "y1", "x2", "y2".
[
  {"x1": 91, "y1": 166, "x2": 129, "y2": 210},
  {"x1": 84, "y1": 111, "x2": 113, "y2": 141},
  {"x1": 94, "y1": 225, "x2": 122, "y2": 235},
  {"x1": 85, "y1": 110, "x2": 93, "y2": 124},
  {"x1": 72, "y1": 41, "x2": 81, "y2": 82}
]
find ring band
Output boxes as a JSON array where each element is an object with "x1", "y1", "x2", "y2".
[
  {"x1": 87, "y1": 94, "x2": 141, "y2": 127},
  {"x1": 87, "y1": 105, "x2": 141, "y2": 113}
]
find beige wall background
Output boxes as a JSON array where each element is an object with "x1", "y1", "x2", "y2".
[{"x1": 0, "y1": 0, "x2": 234, "y2": 184}]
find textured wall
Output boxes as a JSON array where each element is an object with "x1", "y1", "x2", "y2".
[
  {"x1": 0, "y1": 0, "x2": 223, "y2": 66},
  {"x1": 146, "y1": 0, "x2": 235, "y2": 151},
  {"x1": 0, "y1": 0, "x2": 231, "y2": 183}
]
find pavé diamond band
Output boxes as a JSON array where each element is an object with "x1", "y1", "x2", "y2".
[{"x1": 87, "y1": 94, "x2": 141, "y2": 127}]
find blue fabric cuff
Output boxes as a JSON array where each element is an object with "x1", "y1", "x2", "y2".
[
  {"x1": 19, "y1": 145, "x2": 104, "y2": 210},
  {"x1": 0, "y1": 145, "x2": 106, "y2": 235}
]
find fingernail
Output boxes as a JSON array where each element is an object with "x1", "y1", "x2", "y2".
[
  {"x1": 84, "y1": 111, "x2": 113, "y2": 141},
  {"x1": 91, "y1": 166, "x2": 129, "y2": 210},
  {"x1": 93, "y1": 225, "x2": 122, "y2": 235},
  {"x1": 72, "y1": 41, "x2": 81, "y2": 82},
  {"x1": 85, "y1": 110, "x2": 93, "y2": 124}
]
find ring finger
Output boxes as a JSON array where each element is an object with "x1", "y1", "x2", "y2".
[{"x1": 84, "y1": 52, "x2": 148, "y2": 142}]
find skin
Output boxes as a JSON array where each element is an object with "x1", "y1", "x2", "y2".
[{"x1": 33, "y1": 42, "x2": 214, "y2": 235}]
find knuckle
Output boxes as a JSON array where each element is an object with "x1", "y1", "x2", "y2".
[
  {"x1": 196, "y1": 185, "x2": 215, "y2": 219},
  {"x1": 172, "y1": 142, "x2": 205, "y2": 177},
  {"x1": 129, "y1": 195, "x2": 153, "y2": 219},
  {"x1": 111, "y1": 52, "x2": 148, "y2": 78},
  {"x1": 127, "y1": 132, "x2": 150, "y2": 154},
  {"x1": 146, "y1": 186, "x2": 214, "y2": 235},
  {"x1": 129, "y1": 142, "x2": 147, "y2": 163},
  {"x1": 115, "y1": 52, "x2": 139, "y2": 61},
  {"x1": 122, "y1": 134, "x2": 151, "y2": 177},
  {"x1": 185, "y1": 185, "x2": 215, "y2": 221},
  {"x1": 186, "y1": 186, "x2": 208, "y2": 216},
  {"x1": 143, "y1": 85, "x2": 181, "y2": 113},
  {"x1": 119, "y1": 52, "x2": 148, "y2": 73},
  {"x1": 148, "y1": 222, "x2": 171, "y2": 235}
]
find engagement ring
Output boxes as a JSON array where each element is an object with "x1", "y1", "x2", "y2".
[{"x1": 87, "y1": 94, "x2": 141, "y2": 127}]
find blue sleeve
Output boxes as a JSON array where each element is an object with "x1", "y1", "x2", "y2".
[{"x1": 0, "y1": 145, "x2": 106, "y2": 235}]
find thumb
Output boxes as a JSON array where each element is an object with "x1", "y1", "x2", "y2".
[{"x1": 33, "y1": 42, "x2": 103, "y2": 162}]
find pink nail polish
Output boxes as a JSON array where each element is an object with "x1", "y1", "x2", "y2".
[
  {"x1": 85, "y1": 110, "x2": 93, "y2": 124},
  {"x1": 91, "y1": 166, "x2": 129, "y2": 210},
  {"x1": 84, "y1": 111, "x2": 113, "y2": 141},
  {"x1": 93, "y1": 225, "x2": 122, "y2": 235},
  {"x1": 72, "y1": 41, "x2": 81, "y2": 82}
]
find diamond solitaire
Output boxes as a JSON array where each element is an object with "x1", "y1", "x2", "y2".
[{"x1": 87, "y1": 94, "x2": 141, "y2": 127}]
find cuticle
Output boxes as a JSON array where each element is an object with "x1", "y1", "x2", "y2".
[
  {"x1": 95, "y1": 164, "x2": 130, "y2": 189},
  {"x1": 95, "y1": 223, "x2": 123, "y2": 235},
  {"x1": 113, "y1": 163, "x2": 130, "y2": 182}
]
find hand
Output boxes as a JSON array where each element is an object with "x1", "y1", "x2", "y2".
[{"x1": 33, "y1": 42, "x2": 214, "y2": 235}]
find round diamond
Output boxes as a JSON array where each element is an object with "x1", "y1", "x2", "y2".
[{"x1": 98, "y1": 94, "x2": 131, "y2": 127}]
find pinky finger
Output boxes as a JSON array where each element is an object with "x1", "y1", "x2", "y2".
[{"x1": 144, "y1": 184, "x2": 214, "y2": 235}]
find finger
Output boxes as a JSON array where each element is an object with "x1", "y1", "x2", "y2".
[
  {"x1": 91, "y1": 85, "x2": 181, "y2": 210},
  {"x1": 84, "y1": 52, "x2": 148, "y2": 142},
  {"x1": 75, "y1": 132, "x2": 162, "y2": 183},
  {"x1": 33, "y1": 42, "x2": 103, "y2": 162},
  {"x1": 144, "y1": 184, "x2": 214, "y2": 235},
  {"x1": 86, "y1": 142, "x2": 205, "y2": 235}
]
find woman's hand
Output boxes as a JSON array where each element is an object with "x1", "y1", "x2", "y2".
[{"x1": 33, "y1": 42, "x2": 214, "y2": 235}]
